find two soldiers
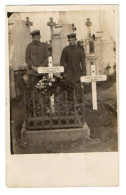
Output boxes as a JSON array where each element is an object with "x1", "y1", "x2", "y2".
[{"x1": 25, "y1": 31, "x2": 86, "y2": 86}]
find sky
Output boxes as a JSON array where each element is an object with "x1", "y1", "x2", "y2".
[{"x1": 21, "y1": 10, "x2": 117, "y2": 43}]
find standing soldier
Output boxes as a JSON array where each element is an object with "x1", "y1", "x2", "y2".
[
  {"x1": 60, "y1": 33, "x2": 86, "y2": 103},
  {"x1": 25, "y1": 30, "x2": 49, "y2": 87},
  {"x1": 60, "y1": 33, "x2": 86, "y2": 83}
]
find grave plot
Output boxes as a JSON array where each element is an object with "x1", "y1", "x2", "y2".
[{"x1": 21, "y1": 66, "x2": 90, "y2": 146}]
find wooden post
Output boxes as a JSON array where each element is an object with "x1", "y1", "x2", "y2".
[
  {"x1": 81, "y1": 83, "x2": 85, "y2": 123},
  {"x1": 91, "y1": 65, "x2": 97, "y2": 110}
]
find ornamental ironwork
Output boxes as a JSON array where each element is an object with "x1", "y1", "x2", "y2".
[{"x1": 25, "y1": 77, "x2": 85, "y2": 130}]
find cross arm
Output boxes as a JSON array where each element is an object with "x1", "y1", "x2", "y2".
[
  {"x1": 37, "y1": 66, "x2": 64, "y2": 74},
  {"x1": 81, "y1": 75, "x2": 107, "y2": 83}
]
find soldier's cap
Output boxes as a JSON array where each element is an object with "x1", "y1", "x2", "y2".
[
  {"x1": 30, "y1": 30, "x2": 40, "y2": 36},
  {"x1": 67, "y1": 33, "x2": 77, "y2": 40}
]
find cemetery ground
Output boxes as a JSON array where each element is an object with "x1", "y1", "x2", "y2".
[{"x1": 10, "y1": 74, "x2": 118, "y2": 154}]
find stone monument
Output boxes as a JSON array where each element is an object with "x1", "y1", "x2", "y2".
[
  {"x1": 84, "y1": 18, "x2": 98, "y2": 75},
  {"x1": 84, "y1": 14, "x2": 115, "y2": 75},
  {"x1": 94, "y1": 10, "x2": 115, "y2": 74},
  {"x1": 8, "y1": 13, "x2": 32, "y2": 98},
  {"x1": 8, "y1": 13, "x2": 32, "y2": 70},
  {"x1": 47, "y1": 11, "x2": 75, "y2": 66}
]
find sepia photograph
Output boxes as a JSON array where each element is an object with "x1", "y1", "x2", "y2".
[
  {"x1": 8, "y1": 5, "x2": 118, "y2": 154},
  {"x1": 6, "y1": 4, "x2": 119, "y2": 187}
]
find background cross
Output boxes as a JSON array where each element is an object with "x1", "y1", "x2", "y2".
[
  {"x1": 26, "y1": 17, "x2": 33, "y2": 29},
  {"x1": 47, "y1": 17, "x2": 56, "y2": 39},
  {"x1": 72, "y1": 23, "x2": 77, "y2": 32}
]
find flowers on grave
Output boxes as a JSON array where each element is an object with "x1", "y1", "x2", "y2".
[
  {"x1": 34, "y1": 76, "x2": 76, "y2": 97},
  {"x1": 35, "y1": 76, "x2": 56, "y2": 91}
]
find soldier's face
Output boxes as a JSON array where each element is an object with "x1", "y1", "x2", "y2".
[
  {"x1": 68, "y1": 38, "x2": 76, "y2": 46},
  {"x1": 32, "y1": 35, "x2": 41, "y2": 44}
]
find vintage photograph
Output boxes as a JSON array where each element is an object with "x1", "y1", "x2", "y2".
[{"x1": 8, "y1": 5, "x2": 118, "y2": 155}]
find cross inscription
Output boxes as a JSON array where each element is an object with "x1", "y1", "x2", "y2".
[{"x1": 81, "y1": 65, "x2": 107, "y2": 110}]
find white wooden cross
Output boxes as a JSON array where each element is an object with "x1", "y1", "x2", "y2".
[
  {"x1": 37, "y1": 56, "x2": 64, "y2": 112},
  {"x1": 81, "y1": 65, "x2": 107, "y2": 110},
  {"x1": 37, "y1": 57, "x2": 64, "y2": 75}
]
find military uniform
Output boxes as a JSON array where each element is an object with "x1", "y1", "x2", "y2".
[
  {"x1": 25, "y1": 30, "x2": 49, "y2": 88},
  {"x1": 60, "y1": 45, "x2": 86, "y2": 82},
  {"x1": 25, "y1": 41, "x2": 49, "y2": 76},
  {"x1": 60, "y1": 33, "x2": 86, "y2": 104}
]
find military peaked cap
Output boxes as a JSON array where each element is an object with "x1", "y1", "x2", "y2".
[
  {"x1": 67, "y1": 33, "x2": 76, "y2": 39},
  {"x1": 30, "y1": 30, "x2": 40, "y2": 36}
]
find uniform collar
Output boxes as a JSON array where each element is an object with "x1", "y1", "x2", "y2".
[
  {"x1": 69, "y1": 45, "x2": 77, "y2": 49},
  {"x1": 32, "y1": 41, "x2": 41, "y2": 46}
]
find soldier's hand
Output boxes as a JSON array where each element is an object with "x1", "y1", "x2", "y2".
[{"x1": 31, "y1": 66, "x2": 37, "y2": 72}]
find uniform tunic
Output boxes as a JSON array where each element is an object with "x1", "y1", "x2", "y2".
[
  {"x1": 25, "y1": 41, "x2": 49, "y2": 76},
  {"x1": 60, "y1": 45, "x2": 86, "y2": 82}
]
